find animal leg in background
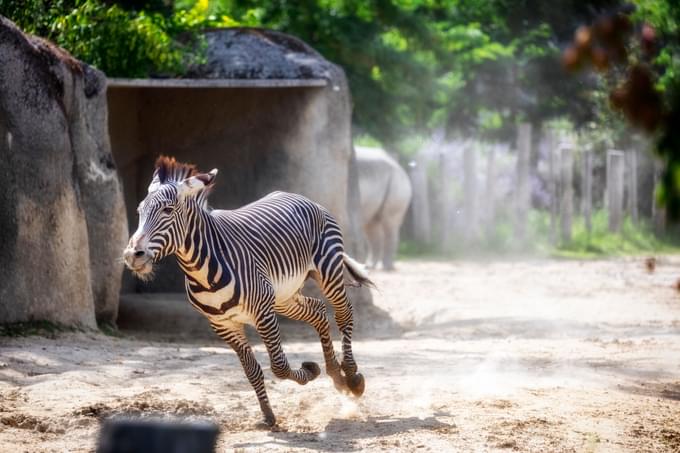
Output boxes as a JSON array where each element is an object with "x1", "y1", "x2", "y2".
[
  {"x1": 381, "y1": 221, "x2": 398, "y2": 271},
  {"x1": 364, "y1": 221, "x2": 383, "y2": 270}
]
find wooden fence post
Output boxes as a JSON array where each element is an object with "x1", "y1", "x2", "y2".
[
  {"x1": 463, "y1": 142, "x2": 478, "y2": 241},
  {"x1": 485, "y1": 144, "x2": 496, "y2": 236},
  {"x1": 408, "y1": 157, "x2": 432, "y2": 244},
  {"x1": 439, "y1": 151, "x2": 452, "y2": 248},
  {"x1": 627, "y1": 149, "x2": 639, "y2": 224},
  {"x1": 582, "y1": 148, "x2": 593, "y2": 233},
  {"x1": 546, "y1": 129, "x2": 559, "y2": 244},
  {"x1": 515, "y1": 123, "x2": 531, "y2": 244},
  {"x1": 607, "y1": 150, "x2": 625, "y2": 232},
  {"x1": 560, "y1": 143, "x2": 574, "y2": 243}
]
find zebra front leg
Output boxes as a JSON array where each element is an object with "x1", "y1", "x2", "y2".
[
  {"x1": 275, "y1": 293, "x2": 347, "y2": 392},
  {"x1": 212, "y1": 322, "x2": 277, "y2": 427},
  {"x1": 254, "y1": 308, "x2": 321, "y2": 385}
]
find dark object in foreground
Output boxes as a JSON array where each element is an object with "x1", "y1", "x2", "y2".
[{"x1": 96, "y1": 418, "x2": 219, "y2": 453}]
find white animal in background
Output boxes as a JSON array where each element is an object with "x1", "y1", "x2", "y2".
[{"x1": 355, "y1": 146, "x2": 413, "y2": 270}]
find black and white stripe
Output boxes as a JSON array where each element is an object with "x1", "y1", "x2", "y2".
[{"x1": 128, "y1": 158, "x2": 370, "y2": 427}]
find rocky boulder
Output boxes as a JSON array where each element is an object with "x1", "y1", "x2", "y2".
[
  {"x1": 0, "y1": 16, "x2": 127, "y2": 327},
  {"x1": 186, "y1": 27, "x2": 336, "y2": 80}
]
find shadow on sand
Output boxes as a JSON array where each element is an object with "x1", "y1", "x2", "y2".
[
  {"x1": 118, "y1": 286, "x2": 401, "y2": 344},
  {"x1": 618, "y1": 381, "x2": 680, "y2": 402},
  {"x1": 233, "y1": 415, "x2": 456, "y2": 452}
]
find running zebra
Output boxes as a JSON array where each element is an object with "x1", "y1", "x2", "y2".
[{"x1": 123, "y1": 156, "x2": 370, "y2": 427}]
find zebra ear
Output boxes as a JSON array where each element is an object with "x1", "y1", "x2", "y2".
[
  {"x1": 196, "y1": 168, "x2": 218, "y2": 187},
  {"x1": 147, "y1": 169, "x2": 161, "y2": 193},
  {"x1": 177, "y1": 169, "x2": 218, "y2": 199}
]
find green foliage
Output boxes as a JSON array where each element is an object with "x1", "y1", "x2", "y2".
[
  {"x1": 634, "y1": 0, "x2": 680, "y2": 102},
  {"x1": 631, "y1": 0, "x2": 680, "y2": 219},
  {"x1": 0, "y1": 0, "x2": 222, "y2": 77},
  {"x1": 353, "y1": 133, "x2": 382, "y2": 148},
  {"x1": 52, "y1": 2, "x2": 186, "y2": 77},
  {"x1": 173, "y1": 0, "x2": 528, "y2": 149},
  {"x1": 399, "y1": 209, "x2": 679, "y2": 260},
  {"x1": 556, "y1": 210, "x2": 680, "y2": 258},
  {"x1": 0, "y1": 0, "x2": 70, "y2": 36}
]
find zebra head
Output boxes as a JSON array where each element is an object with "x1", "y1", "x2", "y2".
[{"x1": 123, "y1": 156, "x2": 217, "y2": 279}]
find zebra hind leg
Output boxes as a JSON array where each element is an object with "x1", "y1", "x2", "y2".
[
  {"x1": 211, "y1": 322, "x2": 277, "y2": 427},
  {"x1": 315, "y1": 252, "x2": 365, "y2": 397},
  {"x1": 276, "y1": 293, "x2": 347, "y2": 392},
  {"x1": 255, "y1": 307, "x2": 321, "y2": 386}
]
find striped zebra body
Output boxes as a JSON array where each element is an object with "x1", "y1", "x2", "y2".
[
  {"x1": 182, "y1": 192, "x2": 322, "y2": 315},
  {"x1": 123, "y1": 157, "x2": 369, "y2": 427}
]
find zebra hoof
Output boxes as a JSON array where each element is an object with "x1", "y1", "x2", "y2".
[
  {"x1": 256, "y1": 413, "x2": 277, "y2": 430},
  {"x1": 347, "y1": 372, "x2": 365, "y2": 397},
  {"x1": 332, "y1": 378, "x2": 349, "y2": 393},
  {"x1": 302, "y1": 361, "x2": 321, "y2": 380}
]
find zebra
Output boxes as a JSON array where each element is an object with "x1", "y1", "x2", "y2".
[{"x1": 123, "y1": 156, "x2": 371, "y2": 427}]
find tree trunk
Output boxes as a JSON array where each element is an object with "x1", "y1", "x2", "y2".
[
  {"x1": 546, "y1": 129, "x2": 559, "y2": 245},
  {"x1": 560, "y1": 144, "x2": 573, "y2": 244},
  {"x1": 409, "y1": 156, "x2": 432, "y2": 244},
  {"x1": 439, "y1": 151, "x2": 452, "y2": 248},
  {"x1": 515, "y1": 123, "x2": 531, "y2": 244},
  {"x1": 627, "y1": 149, "x2": 639, "y2": 224},
  {"x1": 582, "y1": 149, "x2": 593, "y2": 233},
  {"x1": 463, "y1": 143, "x2": 478, "y2": 241},
  {"x1": 485, "y1": 144, "x2": 496, "y2": 236}
]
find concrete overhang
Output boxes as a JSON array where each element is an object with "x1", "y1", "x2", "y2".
[{"x1": 107, "y1": 77, "x2": 328, "y2": 89}]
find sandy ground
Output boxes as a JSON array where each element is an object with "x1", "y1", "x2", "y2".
[{"x1": 1, "y1": 257, "x2": 680, "y2": 452}]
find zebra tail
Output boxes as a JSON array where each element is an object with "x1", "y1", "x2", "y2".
[{"x1": 342, "y1": 253, "x2": 376, "y2": 289}]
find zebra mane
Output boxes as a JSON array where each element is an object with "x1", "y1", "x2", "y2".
[{"x1": 148, "y1": 156, "x2": 198, "y2": 192}]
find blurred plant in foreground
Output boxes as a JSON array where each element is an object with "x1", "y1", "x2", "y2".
[{"x1": 562, "y1": 1, "x2": 680, "y2": 220}]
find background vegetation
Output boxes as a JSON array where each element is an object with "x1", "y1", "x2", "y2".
[
  {"x1": 1, "y1": 0, "x2": 678, "y2": 255},
  {"x1": 0, "y1": 1, "x2": 654, "y2": 143}
]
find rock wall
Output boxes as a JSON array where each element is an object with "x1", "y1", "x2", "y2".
[{"x1": 0, "y1": 17, "x2": 127, "y2": 327}]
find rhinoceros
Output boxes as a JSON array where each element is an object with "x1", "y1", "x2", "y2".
[{"x1": 355, "y1": 146, "x2": 412, "y2": 270}]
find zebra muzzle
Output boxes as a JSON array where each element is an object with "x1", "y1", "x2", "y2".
[{"x1": 123, "y1": 247, "x2": 154, "y2": 276}]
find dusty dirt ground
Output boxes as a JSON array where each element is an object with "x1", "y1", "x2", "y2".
[{"x1": 1, "y1": 257, "x2": 680, "y2": 452}]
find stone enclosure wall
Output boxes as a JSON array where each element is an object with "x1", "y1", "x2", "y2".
[{"x1": 0, "y1": 17, "x2": 128, "y2": 327}]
